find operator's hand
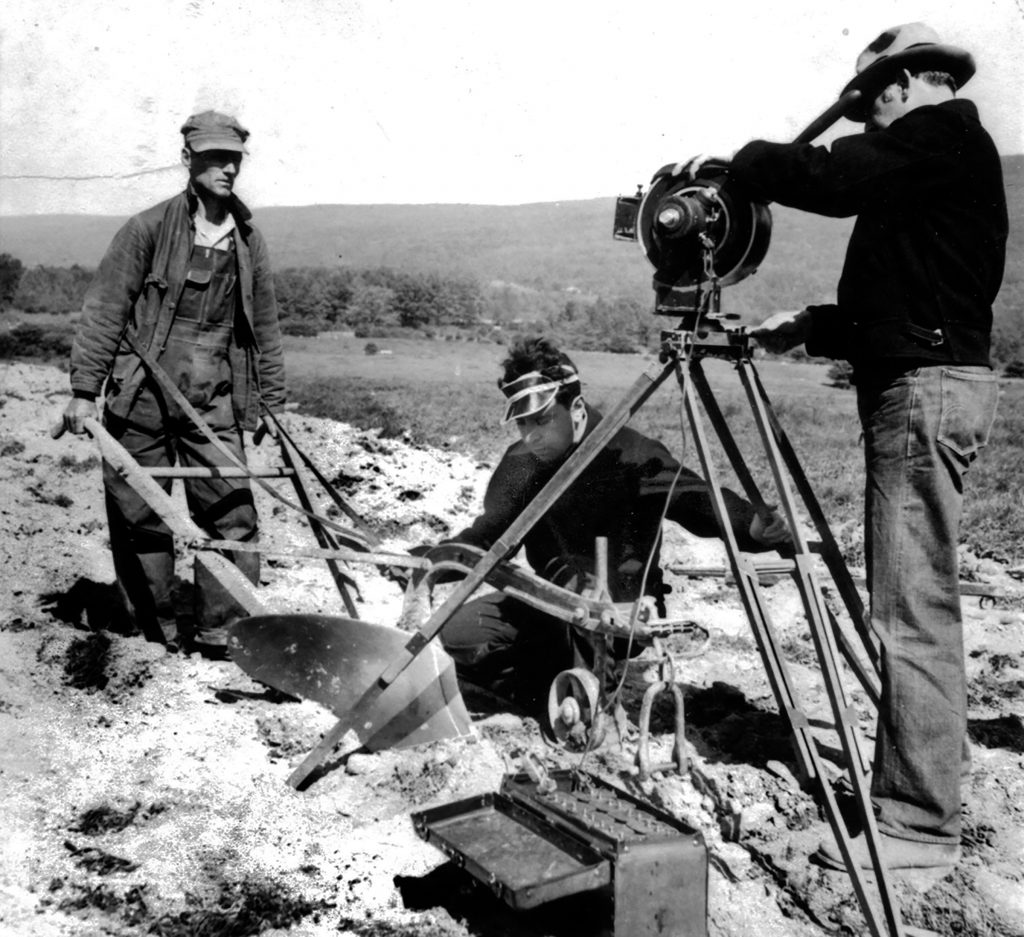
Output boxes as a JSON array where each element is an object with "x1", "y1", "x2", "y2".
[
  {"x1": 253, "y1": 412, "x2": 280, "y2": 445},
  {"x1": 670, "y1": 153, "x2": 731, "y2": 181},
  {"x1": 62, "y1": 397, "x2": 98, "y2": 436},
  {"x1": 749, "y1": 506, "x2": 790, "y2": 547},
  {"x1": 749, "y1": 308, "x2": 813, "y2": 355}
]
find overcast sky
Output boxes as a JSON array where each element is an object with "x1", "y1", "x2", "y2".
[{"x1": 2, "y1": 0, "x2": 1023, "y2": 215}]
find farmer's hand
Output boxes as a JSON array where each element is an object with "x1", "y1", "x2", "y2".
[
  {"x1": 253, "y1": 413, "x2": 280, "y2": 445},
  {"x1": 670, "y1": 153, "x2": 731, "y2": 180},
  {"x1": 749, "y1": 506, "x2": 790, "y2": 547},
  {"x1": 749, "y1": 308, "x2": 813, "y2": 355},
  {"x1": 62, "y1": 397, "x2": 98, "y2": 436}
]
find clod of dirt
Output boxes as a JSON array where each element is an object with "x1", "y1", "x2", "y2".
[
  {"x1": 63, "y1": 632, "x2": 111, "y2": 690},
  {"x1": 255, "y1": 708, "x2": 329, "y2": 759},
  {"x1": 63, "y1": 839, "x2": 139, "y2": 874},
  {"x1": 70, "y1": 802, "x2": 142, "y2": 835},
  {"x1": 968, "y1": 714, "x2": 1024, "y2": 753},
  {"x1": 146, "y1": 879, "x2": 327, "y2": 937}
]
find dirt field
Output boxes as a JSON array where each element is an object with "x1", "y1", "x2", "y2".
[{"x1": 1, "y1": 360, "x2": 1023, "y2": 937}]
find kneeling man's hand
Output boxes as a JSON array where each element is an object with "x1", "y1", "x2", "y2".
[{"x1": 749, "y1": 506, "x2": 790, "y2": 546}]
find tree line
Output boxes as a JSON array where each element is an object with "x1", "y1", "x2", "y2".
[
  {"x1": 0, "y1": 253, "x2": 659, "y2": 354},
  {"x1": 2, "y1": 251, "x2": 1020, "y2": 370}
]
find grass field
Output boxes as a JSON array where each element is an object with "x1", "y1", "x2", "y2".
[{"x1": 285, "y1": 335, "x2": 1024, "y2": 567}]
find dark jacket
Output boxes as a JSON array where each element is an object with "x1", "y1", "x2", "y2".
[
  {"x1": 70, "y1": 188, "x2": 286, "y2": 430},
  {"x1": 451, "y1": 405, "x2": 765, "y2": 602},
  {"x1": 730, "y1": 99, "x2": 1007, "y2": 369}
]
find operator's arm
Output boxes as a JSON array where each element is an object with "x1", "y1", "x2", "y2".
[
  {"x1": 447, "y1": 448, "x2": 532, "y2": 553},
  {"x1": 69, "y1": 217, "x2": 153, "y2": 401},
  {"x1": 751, "y1": 303, "x2": 850, "y2": 360},
  {"x1": 637, "y1": 443, "x2": 770, "y2": 553},
  {"x1": 731, "y1": 104, "x2": 968, "y2": 216}
]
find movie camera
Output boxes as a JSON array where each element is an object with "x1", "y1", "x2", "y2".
[{"x1": 613, "y1": 162, "x2": 771, "y2": 328}]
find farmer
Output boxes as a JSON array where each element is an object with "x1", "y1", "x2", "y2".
[
  {"x1": 696, "y1": 24, "x2": 1006, "y2": 871},
  {"x1": 425, "y1": 335, "x2": 788, "y2": 713},
  {"x1": 61, "y1": 111, "x2": 286, "y2": 656}
]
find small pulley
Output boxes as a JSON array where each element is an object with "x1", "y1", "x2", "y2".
[{"x1": 547, "y1": 667, "x2": 607, "y2": 750}]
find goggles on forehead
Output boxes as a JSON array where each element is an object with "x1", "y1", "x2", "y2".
[{"x1": 498, "y1": 366, "x2": 580, "y2": 424}]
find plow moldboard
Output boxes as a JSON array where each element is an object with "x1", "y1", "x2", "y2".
[{"x1": 229, "y1": 614, "x2": 473, "y2": 752}]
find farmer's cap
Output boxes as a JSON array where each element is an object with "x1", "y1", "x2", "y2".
[
  {"x1": 841, "y1": 23, "x2": 975, "y2": 121},
  {"x1": 498, "y1": 365, "x2": 581, "y2": 424},
  {"x1": 180, "y1": 110, "x2": 250, "y2": 153}
]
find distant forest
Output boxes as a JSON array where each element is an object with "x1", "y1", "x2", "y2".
[{"x1": 0, "y1": 254, "x2": 655, "y2": 354}]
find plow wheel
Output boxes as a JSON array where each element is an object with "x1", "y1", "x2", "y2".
[{"x1": 547, "y1": 667, "x2": 608, "y2": 750}]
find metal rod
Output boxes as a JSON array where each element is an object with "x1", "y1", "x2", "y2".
[
  {"x1": 676, "y1": 362, "x2": 816, "y2": 782},
  {"x1": 743, "y1": 362, "x2": 879, "y2": 667},
  {"x1": 278, "y1": 433, "x2": 360, "y2": 618},
  {"x1": 144, "y1": 466, "x2": 295, "y2": 478}
]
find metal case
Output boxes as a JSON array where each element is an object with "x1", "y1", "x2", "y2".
[{"x1": 411, "y1": 770, "x2": 707, "y2": 936}]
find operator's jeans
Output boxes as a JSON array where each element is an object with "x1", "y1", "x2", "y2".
[{"x1": 858, "y1": 364, "x2": 998, "y2": 844}]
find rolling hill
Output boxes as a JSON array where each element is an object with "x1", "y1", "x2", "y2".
[{"x1": 1, "y1": 155, "x2": 1021, "y2": 326}]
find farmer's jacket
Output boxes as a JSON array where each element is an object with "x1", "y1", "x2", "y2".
[
  {"x1": 70, "y1": 188, "x2": 286, "y2": 429},
  {"x1": 450, "y1": 404, "x2": 767, "y2": 602},
  {"x1": 730, "y1": 99, "x2": 1007, "y2": 369}
]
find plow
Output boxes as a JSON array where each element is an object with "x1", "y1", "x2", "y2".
[{"x1": 54, "y1": 412, "x2": 699, "y2": 777}]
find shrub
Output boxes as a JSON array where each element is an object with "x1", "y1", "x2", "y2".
[
  {"x1": 826, "y1": 360, "x2": 855, "y2": 389},
  {"x1": 364, "y1": 342, "x2": 379, "y2": 356},
  {"x1": 1003, "y1": 360, "x2": 1024, "y2": 379},
  {"x1": 280, "y1": 319, "x2": 322, "y2": 337},
  {"x1": 0, "y1": 322, "x2": 74, "y2": 361}
]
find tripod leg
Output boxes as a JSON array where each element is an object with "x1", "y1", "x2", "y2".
[
  {"x1": 743, "y1": 362, "x2": 879, "y2": 669},
  {"x1": 730, "y1": 358, "x2": 904, "y2": 937},
  {"x1": 674, "y1": 362, "x2": 816, "y2": 783},
  {"x1": 689, "y1": 358, "x2": 773, "y2": 517}
]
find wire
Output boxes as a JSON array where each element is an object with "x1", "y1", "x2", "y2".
[{"x1": 573, "y1": 305, "x2": 704, "y2": 776}]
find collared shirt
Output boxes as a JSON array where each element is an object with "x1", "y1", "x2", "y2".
[{"x1": 193, "y1": 212, "x2": 237, "y2": 249}]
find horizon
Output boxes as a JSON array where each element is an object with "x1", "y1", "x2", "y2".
[
  {"x1": 3, "y1": 1, "x2": 1023, "y2": 216},
  {"x1": 4, "y1": 146, "x2": 1024, "y2": 221}
]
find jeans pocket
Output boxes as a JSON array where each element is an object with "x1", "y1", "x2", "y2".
[{"x1": 937, "y1": 367, "x2": 998, "y2": 465}]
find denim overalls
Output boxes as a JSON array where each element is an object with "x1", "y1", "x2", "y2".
[{"x1": 103, "y1": 239, "x2": 260, "y2": 645}]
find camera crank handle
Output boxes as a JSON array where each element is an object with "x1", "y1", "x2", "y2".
[{"x1": 792, "y1": 90, "x2": 862, "y2": 145}]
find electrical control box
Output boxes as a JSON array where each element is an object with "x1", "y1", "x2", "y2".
[{"x1": 411, "y1": 770, "x2": 707, "y2": 936}]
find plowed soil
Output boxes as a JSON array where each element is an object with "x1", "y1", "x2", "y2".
[{"x1": 2, "y1": 360, "x2": 1022, "y2": 937}]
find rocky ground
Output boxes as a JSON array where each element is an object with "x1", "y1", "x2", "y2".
[{"x1": 1, "y1": 359, "x2": 1022, "y2": 937}]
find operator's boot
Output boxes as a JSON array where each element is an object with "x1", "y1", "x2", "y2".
[
  {"x1": 190, "y1": 550, "x2": 260, "y2": 659},
  {"x1": 112, "y1": 551, "x2": 180, "y2": 652}
]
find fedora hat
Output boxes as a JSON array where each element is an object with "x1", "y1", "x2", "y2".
[{"x1": 841, "y1": 23, "x2": 975, "y2": 120}]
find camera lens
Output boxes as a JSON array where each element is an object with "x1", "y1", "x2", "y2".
[{"x1": 655, "y1": 193, "x2": 709, "y2": 239}]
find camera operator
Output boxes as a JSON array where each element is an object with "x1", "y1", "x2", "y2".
[
  {"x1": 690, "y1": 23, "x2": 1008, "y2": 873},
  {"x1": 416, "y1": 335, "x2": 788, "y2": 715}
]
